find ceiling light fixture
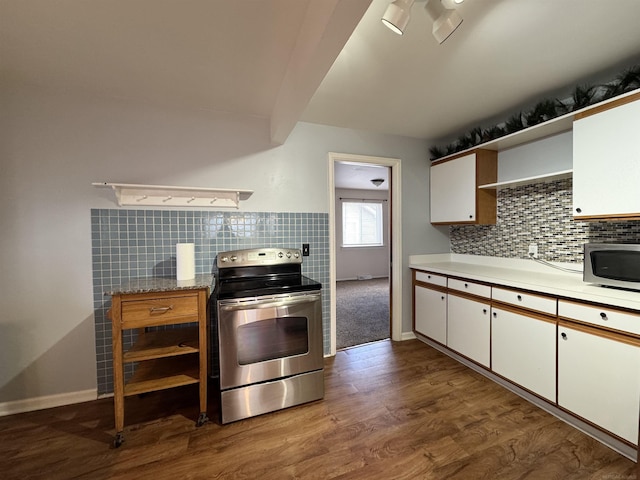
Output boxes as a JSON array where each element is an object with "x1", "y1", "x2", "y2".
[
  {"x1": 424, "y1": 0, "x2": 463, "y2": 44},
  {"x1": 381, "y1": 0, "x2": 463, "y2": 44},
  {"x1": 371, "y1": 178, "x2": 385, "y2": 187},
  {"x1": 381, "y1": 0, "x2": 415, "y2": 35}
]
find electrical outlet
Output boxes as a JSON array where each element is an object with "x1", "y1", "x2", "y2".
[
  {"x1": 302, "y1": 243, "x2": 310, "y2": 256},
  {"x1": 528, "y1": 243, "x2": 538, "y2": 258}
]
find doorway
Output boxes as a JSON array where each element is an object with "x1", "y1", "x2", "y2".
[{"x1": 328, "y1": 153, "x2": 402, "y2": 356}]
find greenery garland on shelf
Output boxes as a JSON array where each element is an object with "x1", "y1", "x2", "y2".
[{"x1": 429, "y1": 64, "x2": 640, "y2": 161}]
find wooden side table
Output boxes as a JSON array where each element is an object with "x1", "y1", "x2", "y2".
[{"x1": 108, "y1": 285, "x2": 209, "y2": 447}]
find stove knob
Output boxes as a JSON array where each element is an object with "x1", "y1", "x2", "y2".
[
  {"x1": 221, "y1": 256, "x2": 229, "y2": 263},
  {"x1": 294, "y1": 252, "x2": 300, "y2": 258},
  {"x1": 278, "y1": 252, "x2": 284, "y2": 258},
  {"x1": 286, "y1": 251, "x2": 292, "y2": 258},
  {"x1": 230, "y1": 255, "x2": 237, "y2": 262}
]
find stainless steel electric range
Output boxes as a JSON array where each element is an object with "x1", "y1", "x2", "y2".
[{"x1": 210, "y1": 247, "x2": 324, "y2": 424}]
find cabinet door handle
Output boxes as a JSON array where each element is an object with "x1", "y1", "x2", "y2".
[
  {"x1": 492, "y1": 312, "x2": 497, "y2": 318},
  {"x1": 576, "y1": 207, "x2": 582, "y2": 213},
  {"x1": 482, "y1": 309, "x2": 487, "y2": 314},
  {"x1": 561, "y1": 332, "x2": 568, "y2": 340},
  {"x1": 150, "y1": 305, "x2": 173, "y2": 314},
  {"x1": 441, "y1": 296, "x2": 445, "y2": 300}
]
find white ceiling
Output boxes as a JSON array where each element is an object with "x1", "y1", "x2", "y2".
[
  {"x1": 3, "y1": 0, "x2": 640, "y2": 189},
  {"x1": 335, "y1": 162, "x2": 389, "y2": 191}
]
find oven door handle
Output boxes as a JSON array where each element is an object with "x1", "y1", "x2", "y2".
[{"x1": 219, "y1": 294, "x2": 319, "y2": 311}]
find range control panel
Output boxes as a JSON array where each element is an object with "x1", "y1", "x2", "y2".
[{"x1": 217, "y1": 247, "x2": 302, "y2": 268}]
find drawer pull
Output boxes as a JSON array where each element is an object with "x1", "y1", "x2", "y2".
[
  {"x1": 517, "y1": 295, "x2": 522, "y2": 301},
  {"x1": 464, "y1": 283, "x2": 468, "y2": 288},
  {"x1": 150, "y1": 305, "x2": 174, "y2": 314},
  {"x1": 599, "y1": 312, "x2": 608, "y2": 320}
]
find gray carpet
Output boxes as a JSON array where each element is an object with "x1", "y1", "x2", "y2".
[{"x1": 336, "y1": 277, "x2": 390, "y2": 350}]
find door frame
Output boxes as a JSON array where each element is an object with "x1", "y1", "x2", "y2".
[{"x1": 328, "y1": 152, "x2": 402, "y2": 356}]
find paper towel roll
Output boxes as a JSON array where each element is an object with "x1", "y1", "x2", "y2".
[{"x1": 176, "y1": 243, "x2": 195, "y2": 281}]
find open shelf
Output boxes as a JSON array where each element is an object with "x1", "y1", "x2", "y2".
[
  {"x1": 124, "y1": 355, "x2": 200, "y2": 396},
  {"x1": 123, "y1": 328, "x2": 199, "y2": 363},
  {"x1": 479, "y1": 169, "x2": 573, "y2": 190}
]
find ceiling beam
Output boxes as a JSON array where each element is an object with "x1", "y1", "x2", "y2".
[{"x1": 269, "y1": 0, "x2": 372, "y2": 145}]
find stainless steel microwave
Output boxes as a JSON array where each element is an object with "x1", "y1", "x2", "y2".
[{"x1": 584, "y1": 243, "x2": 640, "y2": 291}]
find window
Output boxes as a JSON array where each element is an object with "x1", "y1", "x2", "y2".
[{"x1": 342, "y1": 201, "x2": 384, "y2": 247}]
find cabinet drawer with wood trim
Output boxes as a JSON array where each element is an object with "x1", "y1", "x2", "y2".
[
  {"x1": 492, "y1": 287, "x2": 557, "y2": 316},
  {"x1": 414, "y1": 271, "x2": 447, "y2": 288},
  {"x1": 121, "y1": 293, "x2": 199, "y2": 328},
  {"x1": 448, "y1": 278, "x2": 491, "y2": 299},
  {"x1": 558, "y1": 300, "x2": 640, "y2": 337}
]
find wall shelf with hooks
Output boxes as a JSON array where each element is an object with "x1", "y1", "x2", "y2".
[{"x1": 92, "y1": 183, "x2": 253, "y2": 208}]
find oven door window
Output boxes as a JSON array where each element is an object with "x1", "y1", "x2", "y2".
[{"x1": 236, "y1": 316, "x2": 309, "y2": 365}]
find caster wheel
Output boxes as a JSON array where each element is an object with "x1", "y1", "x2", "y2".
[
  {"x1": 113, "y1": 432, "x2": 124, "y2": 448},
  {"x1": 196, "y1": 412, "x2": 209, "y2": 427}
]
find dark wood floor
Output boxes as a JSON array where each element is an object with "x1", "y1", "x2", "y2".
[{"x1": 0, "y1": 339, "x2": 636, "y2": 479}]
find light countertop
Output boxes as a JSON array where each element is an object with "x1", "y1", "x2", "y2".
[
  {"x1": 105, "y1": 274, "x2": 213, "y2": 296},
  {"x1": 409, "y1": 254, "x2": 640, "y2": 311}
]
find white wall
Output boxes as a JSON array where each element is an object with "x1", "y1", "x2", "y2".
[
  {"x1": 0, "y1": 82, "x2": 449, "y2": 408},
  {"x1": 335, "y1": 188, "x2": 389, "y2": 280}
]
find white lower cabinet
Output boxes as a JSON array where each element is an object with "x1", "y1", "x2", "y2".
[
  {"x1": 447, "y1": 293, "x2": 490, "y2": 367},
  {"x1": 557, "y1": 322, "x2": 640, "y2": 444},
  {"x1": 491, "y1": 306, "x2": 556, "y2": 401},
  {"x1": 414, "y1": 284, "x2": 447, "y2": 345}
]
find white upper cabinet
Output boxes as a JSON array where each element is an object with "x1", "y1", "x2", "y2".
[
  {"x1": 573, "y1": 94, "x2": 640, "y2": 220},
  {"x1": 430, "y1": 150, "x2": 497, "y2": 225}
]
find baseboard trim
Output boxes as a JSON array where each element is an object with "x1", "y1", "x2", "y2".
[
  {"x1": 0, "y1": 389, "x2": 97, "y2": 417},
  {"x1": 400, "y1": 331, "x2": 416, "y2": 341}
]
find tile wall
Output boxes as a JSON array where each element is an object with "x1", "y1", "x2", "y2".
[
  {"x1": 451, "y1": 178, "x2": 640, "y2": 262},
  {"x1": 91, "y1": 209, "x2": 329, "y2": 395}
]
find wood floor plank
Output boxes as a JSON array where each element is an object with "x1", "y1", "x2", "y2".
[{"x1": 0, "y1": 339, "x2": 635, "y2": 479}]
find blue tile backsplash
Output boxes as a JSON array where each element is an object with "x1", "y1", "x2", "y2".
[{"x1": 91, "y1": 209, "x2": 330, "y2": 395}]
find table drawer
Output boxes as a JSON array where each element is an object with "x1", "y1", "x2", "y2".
[
  {"x1": 448, "y1": 278, "x2": 491, "y2": 298},
  {"x1": 121, "y1": 294, "x2": 199, "y2": 328},
  {"x1": 558, "y1": 300, "x2": 640, "y2": 336},
  {"x1": 492, "y1": 287, "x2": 556, "y2": 316},
  {"x1": 414, "y1": 271, "x2": 447, "y2": 288}
]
